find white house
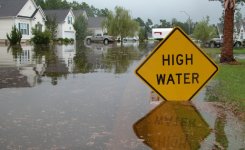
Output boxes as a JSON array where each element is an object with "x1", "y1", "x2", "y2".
[
  {"x1": 0, "y1": 0, "x2": 46, "y2": 43},
  {"x1": 237, "y1": 21, "x2": 245, "y2": 41},
  {"x1": 44, "y1": 9, "x2": 76, "y2": 40}
]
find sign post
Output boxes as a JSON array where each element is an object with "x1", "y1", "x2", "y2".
[{"x1": 135, "y1": 27, "x2": 218, "y2": 101}]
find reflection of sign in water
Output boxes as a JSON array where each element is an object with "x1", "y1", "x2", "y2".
[
  {"x1": 133, "y1": 102, "x2": 210, "y2": 150},
  {"x1": 135, "y1": 27, "x2": 218, "y2": 101}
]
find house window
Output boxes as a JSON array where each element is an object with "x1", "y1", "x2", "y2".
[
  {"x1": 18, "y1": 23, "x2": 29, "y2": 35},
  {"x1": 68, "y1": 16, "x2": 72, "y2": 24}
]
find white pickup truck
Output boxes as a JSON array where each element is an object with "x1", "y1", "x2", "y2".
[
  {"x1": 85, "y1": 33, "x2": 114, "y2": 45},
  {"x1": 206, "y1": 36, "x2": 243, "y2": 48}
]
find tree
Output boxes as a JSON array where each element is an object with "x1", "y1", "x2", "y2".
[
  {"x1": 135, "y1": 17, "x2": 148, "y2": 41},
  {"x1": 31, "y1": 28, "x2": 51, "y2": 45},
  {"x1": 6, "y1": 26, "x2": 22, "y2": 45},
  {"x1": 45, "y1": 16, "x2": 58, "y2": 40},
  {"x1": 221, "y1": 0, "x2": 236, "y2": 63},
  {"x1": 145, "y1": 18, "x2": 153, "y2": 34},
  {"x1": 138, "y1": 27, "x2": 147, "y2": 42},
  {"x1": 103, "y1": 6, "x2": 139, "y2": 43},
  {"x1": 134, "y1": 17, "x2": 145, "y2": 27},
  {"x1": 209, "y1": 0, "x2": 245, "y2": 63},
  {"x1": 159, "y1": 19, "x2": 171, "y2": 28},
  {"x1": 171, "y1": 18, "x2": 190, "y2": 34},
  {"x1": 193, "y1": 16, "x2": 216, "y2": 47},
  {"x1": 97, "y1": 8, "x2": 110, "y2": 17},
  {"x1": 40, "y1": 0, "x2": 70, "y2": 9},
  {"x1": 73, "y1": 15, "x2": 88, "y2": 41},
  {"x1": 34, "y1": 0, "x2": 45, "y2": 7}
]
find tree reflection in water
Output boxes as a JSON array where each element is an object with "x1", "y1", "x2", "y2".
[
  {"x1": 74, "y1": 43, "x2": 144, "y2": 74},
  {"x1": 73, "y1": 44, "x2": 93, "y2": 73},
  {"x1": 33, "y1": 45, "x2": 68, "y2": 85},
  {"x1": 7, "y1": 44, "x2": 23, "y2": 59},
  {"x1": 102, "y1": 46, "x2": 140, "y2": 74}
]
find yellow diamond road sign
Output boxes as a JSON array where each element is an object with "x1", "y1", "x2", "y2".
[{"x1": 135, "y1": 27, "x2": 218, "y2": 101}]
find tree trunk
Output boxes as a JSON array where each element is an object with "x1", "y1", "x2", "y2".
[{"x1": 220, "y1": 6, "x2": 235, "y2": 63}]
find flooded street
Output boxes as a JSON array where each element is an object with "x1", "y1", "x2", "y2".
[{"x1": 0, "y1": 42, "x2": 244, "y2": 149}]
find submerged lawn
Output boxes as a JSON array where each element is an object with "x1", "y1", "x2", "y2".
[{"x1": 203, "y1": 48, "x2": 245, "y2": 110}]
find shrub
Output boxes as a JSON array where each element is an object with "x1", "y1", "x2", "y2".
[
  {"x1": 63, "y1": 38, "x2": 70, "y2": 44},
  {"x1": 6, "y1": 26, "x2": 22, "y2": 45},
  {"x1": 32, "y1": 28, "x2": 51, "y2": 45}
]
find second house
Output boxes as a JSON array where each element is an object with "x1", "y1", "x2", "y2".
[{"x1": 44, "y1": 9, "x2": 76, "y2": 40}]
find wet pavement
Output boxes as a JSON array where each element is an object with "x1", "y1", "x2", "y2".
[{"x1": 0, "y1": 42, "x2": 244, "y2": 149}]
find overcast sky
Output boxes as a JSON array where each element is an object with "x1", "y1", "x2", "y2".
[{"x1": 68, "y1": 0, "x2": 245, "y2": 25}]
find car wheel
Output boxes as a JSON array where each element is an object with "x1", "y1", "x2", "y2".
[
  {"x1": 104, "y1": 39, "x2": 109, "y2": 45},
  {"x1": 234, "y1": 42, "x2": 241, "y2": 48},
  {"x1": 210, "y1": 42, "x2": 215, "y2": 48},
  {"x1": 86, "y1": 38, "x2": 91, "y2": 44}
]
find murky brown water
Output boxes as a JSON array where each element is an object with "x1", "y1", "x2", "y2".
[{"x1": 0, "y1": 42, "x2": 244, "y2": 149}]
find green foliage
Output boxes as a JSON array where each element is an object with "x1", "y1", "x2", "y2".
[
  {"x1": 56, "y1": 38, "x2": 74, "y2": 44},
  {"x1": 35, "y1": 0, "x2": 109, "y2": 17},
  {"x1": 134, "y1": 17, "x2": 145, "y2": 27},
  {"x1": 159, "y1": 19, "x2": 172, "y2": 28},
  {"x1": 145, "y1": 18, "x2": 153, "y2": 34},
  {"x1": 172, "y1": 18, "x2": 192, "y2": 35},
  {"x1": 103, "y1": 6, "x2": 139, "y2": 41},
  {"x1": 63, "y1": 38, "x2": 70, "y2": 44},
  {"x1": 193, "y1": 16, "x2": 216, "y2": 46},
  {"x1": 73, "y1": 15, "x2": 88, "y2": 41},
  {"x1": 138, "y1": 28, "x2": 147, "y2": 42},
  {"x1": 32, "y1": 28, "x2": 51, "y2": 45},
  {"x1": 7, "y1": 45, "x2": 23, "y2": 59},
  {"x1": 6, "y1": 26, "x2": 22, "y2": 45},
  {"x1": 35, "y1": 0, "x2": 70, "y2": 9},
  {"x1": 45, "y1": 16, "x2": 58, "y2": 40}
]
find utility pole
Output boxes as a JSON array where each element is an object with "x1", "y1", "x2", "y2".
[{"x1": 180, "y1": 11, "x2": 191, "y2": 35}]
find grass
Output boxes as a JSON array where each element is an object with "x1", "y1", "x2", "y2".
[{"x1": 203, "y1": 47, "x2": 245, "y2": 111}]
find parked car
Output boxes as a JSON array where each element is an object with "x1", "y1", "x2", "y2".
[
  {"x1": 206, "y1": 36, "x2": 243, "y2": 48},
  {"x1": 205, "y1": 37, "x2": 223, "y2": 48},
  {"x1": 123, "y1": 36, "x2": 139, "y2": 42},
  {"x1": 233, "y1": 39, "x2": 243, "y2": 48},
  {"x1": 85, "y1": 33, "x2": 115, "y2": 45},
  {"x1": 116, "y1": 36, "x2": 139, "y2": 42}
]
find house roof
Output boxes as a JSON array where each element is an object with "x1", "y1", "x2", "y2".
[
  {"x1": 88, "y1": 17, "x2": 105, "y2": 28},
  {"x1": 44, "y1": 9, "x2": 71, "y2": 23},
  {"x1": 0, "y1": 0, "x2": 28, "y2": 17}
]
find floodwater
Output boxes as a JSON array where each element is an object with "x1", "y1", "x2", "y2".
[{"x1": 0, "y1": 42, "x2": 244, "y2": 150}]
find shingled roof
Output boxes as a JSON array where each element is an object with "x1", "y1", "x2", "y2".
[
  {"x1": 0, "y1": 0, "x2": 28, "y2": 17},
  {"x1": 44, "y1": 9, "x2": 70, "y2": 23},
  {"x1": 88, "y1": 17, "x2": 105, "y2": 28}
]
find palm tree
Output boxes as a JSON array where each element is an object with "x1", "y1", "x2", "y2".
[{"x1": 220, "y1": 0, "x2": 236, "y2": 63}]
